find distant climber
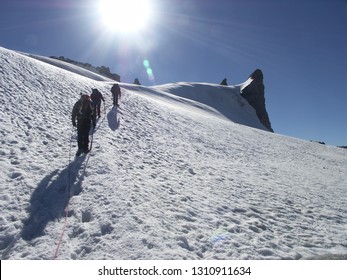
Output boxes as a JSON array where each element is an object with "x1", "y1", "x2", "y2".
[
  {"x1": 220, "y1": 78, "x2": 228, "y2": 86},
  {"x1": 71, "y1": 93, "x2": 96, "y2": 156},
  {"x1": 90, "y1": 88, "x2": 105, "y2": 118},
  {"x1": 111, "y1": 83, "x2": 121, "y2": 107}
]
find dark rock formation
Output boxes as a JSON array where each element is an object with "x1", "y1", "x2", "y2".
[
  {"x1": 220, "y1": 78, "x2": 228, "y2": 86},
  {"x1": 241, "y1": 69, "x2": 273, "y2": 132},
  {"x1": 310, "y1": 140, "x2": 326, "y2": 145},
  {"x1": 50, "y1": 56, "x2": 120, "y2": 81},
  {"x1": 134, "y1": 78, "x2": 141, "y2": 85}
]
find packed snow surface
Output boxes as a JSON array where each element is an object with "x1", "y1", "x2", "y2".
[{"x1": 1, "y1": 46, "x2": 346, "y2": 260}]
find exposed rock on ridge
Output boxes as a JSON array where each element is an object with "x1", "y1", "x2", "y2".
[{"x1": 241, "y1": 69, "x2": 274, "y2": 132}]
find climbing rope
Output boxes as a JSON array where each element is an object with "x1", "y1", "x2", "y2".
[
  {"x1": 53, "y1": 103, "x2": 108, "y2": 259},
  {"x1": 53, "y1": 127, "x2": 74, "y2": 259}
]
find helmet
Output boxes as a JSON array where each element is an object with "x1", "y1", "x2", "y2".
[{"x1": 81, "y1": 92, "x2": 90, "y2": 98}]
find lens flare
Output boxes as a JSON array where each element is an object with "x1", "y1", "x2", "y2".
[
  {"x1": 143, "y1": 59, "x2": 155, "y2": 83},
  {"x1": 143, "y1": 59, "x2": 150, "y2": 69},
  {"x1": 210, "y1": 229, "x2": 230, "y2": 244}
]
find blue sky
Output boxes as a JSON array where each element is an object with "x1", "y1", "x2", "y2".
[{"x1": 1, "y1": 0, "x2": 346, "y2": 146}]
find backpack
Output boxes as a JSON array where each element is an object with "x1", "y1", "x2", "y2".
[
  {"x1": 77, "y1": 99, "x2": 93, "y2": 120},
  {"x1": 91, "y1": 89, "x2": 101, "y2": 102},
  {"x1": 111, "y1": 84, "x2": 121, "y2": 95}
]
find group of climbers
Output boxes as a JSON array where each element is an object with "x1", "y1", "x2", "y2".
[{"x1": 71, "y1": 83, "x2": 121, "y2": 156}]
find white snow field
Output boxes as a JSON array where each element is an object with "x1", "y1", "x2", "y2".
[{"x1": 0, "y1": 46, "x2": 346, "y2": 260}]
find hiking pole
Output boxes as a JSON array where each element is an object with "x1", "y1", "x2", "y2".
[
  {"x1": 67, "y1": 125, "x2": 77, "y2": 190},
  {"x1": 68, "y1": 126, "x2": 74, "y2": 165},
  {"x1": 89, "y1": 126, "x2": 95, "y2": 152}
]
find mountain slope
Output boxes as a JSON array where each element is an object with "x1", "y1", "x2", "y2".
[
  {"x1": 1, "y1": 46, "x2": 346, "y2": 260},
  {"x1": 16, "y1": 49, "x2": 269, "y2": 131}
]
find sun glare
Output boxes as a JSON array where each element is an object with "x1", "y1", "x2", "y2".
[{"x1": 98, "y1": 0, "x2": 151, "y2": 33}]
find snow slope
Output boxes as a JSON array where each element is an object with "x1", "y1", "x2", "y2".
[
  {"x1": 151, "y1": 82, "x2": 267, "y2": 130},
  {"x1": 1, "y1": 46, "x2": 346, "y2": 260}
]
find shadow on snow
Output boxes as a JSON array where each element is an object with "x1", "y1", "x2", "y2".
[
  {"x1": 21, "y1": 106, "x2": 118, "y2": 241},
  {"x1": 21, "y1": 156, "x2": 87, "y2": 241},
  {"x1": 107, "y1": 106, "x2": 120, "y2": 131}
]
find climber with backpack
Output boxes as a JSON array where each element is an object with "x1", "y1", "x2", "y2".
[
  {"x1": 110, "y1": 83, "x2": 121, "y2": 107},
  {"x1": 90, "y1": 88, "x2": 105, "y2": 118},
  {"x1": 71, "y1": 92, "x2": 96, "y2": 156}
]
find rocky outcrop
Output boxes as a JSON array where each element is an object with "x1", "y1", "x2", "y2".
[
  {"x1": 241, "y1": 69, "x2": 273, "y2": 132},
  {"x1": 134, "y1": 78, "x2": 141, "y2": 85},
  {"x1": 220, "y1": 78, "x2": 228, "y2": 86}
]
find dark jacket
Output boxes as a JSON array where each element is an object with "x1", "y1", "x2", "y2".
[
  {"x1": 91, "y1": 89, "x2": 105, "y2": 105},
  {"x1": 111, "y1": 84, "x2": 121, "y2": 97}
]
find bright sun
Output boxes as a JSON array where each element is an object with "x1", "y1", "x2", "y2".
[{"x1": 98, "y1": 0, "x2": 151, "y2": 33}]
